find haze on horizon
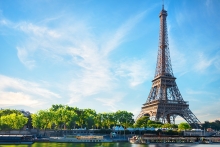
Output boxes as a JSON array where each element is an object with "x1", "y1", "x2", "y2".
[{"x1": 0, "y1": 0, "x2": 220, "y2": 124}]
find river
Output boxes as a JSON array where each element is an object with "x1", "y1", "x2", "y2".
[{"x1": 0, "y1": 143, "x2": 219, "y2": 147}]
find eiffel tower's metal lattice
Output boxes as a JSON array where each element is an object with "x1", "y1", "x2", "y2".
[{"x1": 137, "y1": 5, "x2": 201, "y2": 128}]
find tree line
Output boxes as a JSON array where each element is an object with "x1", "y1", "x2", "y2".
[
  {"x1": 0, "y1": 105, "x2": 135, "y2": 130},
  {"x1": 31, "y1": 104, "x2": 135, "y2": 130},
  {"x1": 0, "y1": 104, "x2": 199, "y2": 131},
  {"x1": 202, "y1": 120, "x2": 220, "y2": 130}
]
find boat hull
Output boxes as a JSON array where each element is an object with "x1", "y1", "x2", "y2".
[
  {"x1": 0, "y1": 141, "x2": 33, "y2": 145},
  {"x1": 49, "y1": 137, "x2": 112, "y2": 143},
  {"x1": 0, "y1": 135, "x2": 33, "y2": 145}
]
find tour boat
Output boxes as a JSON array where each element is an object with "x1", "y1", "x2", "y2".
[
  {"x1": 129, "y1": 136, "x2": 144, "y2": 144},
  {"x1": 49, "y1": 135, "x2": 112, "y2": 143},
  {"x1": 0, "y1": 135, "x2": 33, "y2": 144}
]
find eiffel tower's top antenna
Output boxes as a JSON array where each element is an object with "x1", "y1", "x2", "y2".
[{"x1": 162, "y1": 0, "x2": 164, "y2": 10}]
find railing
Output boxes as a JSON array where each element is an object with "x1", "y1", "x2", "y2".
[
  {"x1": 147, "y1": 100, "x2": 188, "y2": 105},
  {"x1": 166, "y1": 100, "x2": 188, "y2": 104}
]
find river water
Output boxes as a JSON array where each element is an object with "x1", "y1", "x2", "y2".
[{"x1": 0, "y1": 143, "x2": 219, "y2": 147}]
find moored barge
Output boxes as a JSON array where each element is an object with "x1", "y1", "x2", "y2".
[{"x1": 0, "y1": 135, "x2": 33, "y2": 144}]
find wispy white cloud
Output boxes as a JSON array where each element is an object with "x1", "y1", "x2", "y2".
[
  {"x1": 193, "y1": 51, "x2": 220, "y2": 74},
  {"x1": 2, "y1": 11, "x2": 119, "y2": 110},
  {"x1": 17, "y1": 47, "x2": 36, "y2": 69},
  {"x1": 194, "y1": 52, "x2": 215, "y2": 72},
  {"x1": 67, "y1": 66, "x2": 114, "y2": 104},
  {"x1": 0, "y1": 75, "x2": 60, "y2": 98},
  {"x1": 0, "y1": 92, "x2": 38, "y2": 106},
  {"x1": 16, "y1": 22, "x2": 60, "y2": 38},
  {"x1": 7, "y1": 10, "x2": 148, "y2": 106},
  {"x1": 95, "y1": 93, "x2": 125, "y2": 112},
  {"x1": 0, "y1": 19, "x2": 9, "y2": 26},
  {"x1": 115, "y1": 59, "x2": 152, "y2": 87},
  {"x1": 101, "y1": 11, "x2": 147, "y2": 56},
  {"x1": 1, "y1": 9, "x2": 147, "y2": 71},
  {"x1": 0, "y1": 74, "x2": 60, "y2": 110}
]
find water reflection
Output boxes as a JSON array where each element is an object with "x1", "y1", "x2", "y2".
[{"x1": 0, "y1": 143, "x2": 219, "y2": 147}]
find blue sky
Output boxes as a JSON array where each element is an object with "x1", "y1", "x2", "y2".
[{"x1": 0, "y1": 0, "x2": 220, "y2": 123}]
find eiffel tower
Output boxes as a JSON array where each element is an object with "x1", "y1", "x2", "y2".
[{"x1": 137, "y1": 5, "x2": 201, "y2": 128}]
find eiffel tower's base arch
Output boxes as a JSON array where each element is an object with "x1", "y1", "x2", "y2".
[{"x1": 137, "y1": 100, "x2": 201, "y2": 129}]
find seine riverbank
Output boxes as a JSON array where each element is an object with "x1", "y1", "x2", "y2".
[{"x1": 1, "y1": 142, "x2": 220, "y2": 147}]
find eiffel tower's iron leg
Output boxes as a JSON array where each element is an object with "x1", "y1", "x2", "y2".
[
  {"x1": 136, "y1": 111, "x2": 144, "y2": 121},
  {"x1": 166, "y1": 114, "x2": 170, "y2": 123},
  {"x1": 181, "y1": 108, "x2": 201, "y2": 128},
  {"x1": 172, "y1": 115, "x2": 176, "y2": 124}
]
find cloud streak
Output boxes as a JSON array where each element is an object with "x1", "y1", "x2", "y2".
[
  {"x1": 115, "y1": 58, "x2": 152, "y2": 87},
  {"x1": 1, "y1": 9, "x2": 148, "y2": 108},
  {"x1": 194, "y1": 52, "x2": 215, "y2": 72},
  {"x1": 102, "y1": 11, "x2": 147, "y2": 56},
  {"x1": 0, "y1": 74, "x2": 60, "y2": 111},
  {"x1": 95, "y1": 94, "x2": 125, "y2": 112}
]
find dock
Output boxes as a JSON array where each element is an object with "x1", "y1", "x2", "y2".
[{"x1": 130, "y1": 136, "x2": 220, "y2": 144}]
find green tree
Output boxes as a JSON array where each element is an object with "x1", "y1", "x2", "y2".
[
  {"x1": 171, "y1": 124, "x2": 178, "y2": 129},
  {"x1": 178, "y1": 122, "x2": 191, "y2": 130},
  {"x1": 102, "y1": 113, "x2": 114, "y2": 129},
  {"x1": 83, "y1": 109, "x2": 96, "y2": 129},
  {"x1": 115, "y1": 110, "x2": 134, "y2": 136},
  {"x1": 121, "y1": 112, "x2": 134, "y2": 129},
  {"x1": 1, "y1": 113, "x2": 28, "y2": 129},
  {"x1": 162, "y1": 123, "x2": 171, "y2": 128},
  {"x1": 31, "y1": 113, "x2": 41, "y2": 129},
  {"x1": 31, "y1": 110, "x2": 54, "y2": 130},
  {"x1": 202, "y1": 120, "x2": 220, "y2": 130},
  {"x1": 67, "y1": 113, "x2": 79, "y2": 129},
  {"x1": 49, "y1": 104, "x2": 65, "y2": 111},
  {"x1": 74, "y1": 109, "x2": 86, "y2": 128},
  {"x1": 135, "y1": 116, "x2": 149, "y2": 128},
  {"x1": 147, "y1": 120, "x2": 163, "y2": 128},
  {"x1": 94, "y1": 113, "x2": 103, "y2": 129},
  {"x1": 58, "y1": 106, "x2": 79, "y2": 129},
  {"x1": 0, "y1": 109, "x2": 22, "y2": 116},
  {"x1": 51, "y1": 106, "x2": 78, "y2": 129}
]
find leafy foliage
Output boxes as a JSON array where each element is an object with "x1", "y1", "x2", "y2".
[
  {"x1": 162, "y1": 123, "x2": 178, "y2": 129},
  {"x1": 134, "y1": 116, "x2": 163, "y2": 128},
  {"x1": 134, "y1": 116, "x2": 149, "y2": 128},
  {"x1": 0, "y1": 109, "x2": 22, "y2": 116},
  {"x1": 1, "y1": 113, "x2": 28, "y2": 130},
  {"x1": 202, "y1": 120, "x2": 220, "y2": 130},
  {"x1": 1, "y1": 105, "x2": 199, "y2": 132},
  {"x1": 178, "y1": 122, "x2": 191, "y2": 130},
  {"x1": 30, "y1": 105, "x2": 136, "y2": 130}
]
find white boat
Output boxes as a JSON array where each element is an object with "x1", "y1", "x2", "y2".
[
  {"x1": 49, "y1": 135, "x2": 112, "y2": 143},
  {"x1": 199, "y1": 137, "x2": 213, "y2": 144},
  {"x1": 129, "y1": 136, "x2": 144, "y2": 144}
]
